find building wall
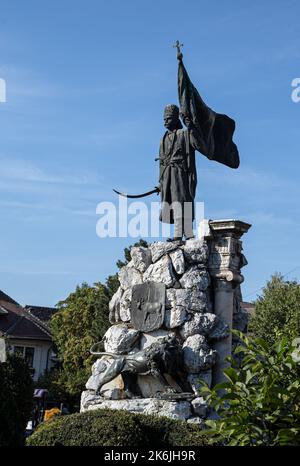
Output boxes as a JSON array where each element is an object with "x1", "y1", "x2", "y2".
[{"x1": 7, "y1": 338, "x2": 52, "y2": 381}]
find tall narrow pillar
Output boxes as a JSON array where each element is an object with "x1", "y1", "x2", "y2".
[{"x1": 205, "y1": 219, "x2": 251, "y2": 386}]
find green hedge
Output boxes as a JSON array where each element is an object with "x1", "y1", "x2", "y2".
[{"x1": 27, "y1": 409, "x2": 209, "y2": 446}]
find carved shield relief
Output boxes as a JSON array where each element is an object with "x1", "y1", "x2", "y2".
[{"x1": 131, "y1": 282, "x2": 165, "y2": 332}]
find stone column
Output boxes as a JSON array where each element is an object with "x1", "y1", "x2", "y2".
[{"x1": 204, "y1": 219, "x2": 251, "y2": 386}]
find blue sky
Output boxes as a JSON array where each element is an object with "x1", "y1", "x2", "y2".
[{"x1": 0, "y1": 0, "x2": 299, "y2": 306}]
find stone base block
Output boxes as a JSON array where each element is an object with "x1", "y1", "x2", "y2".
[{"x1": 81, "y1": 391, "x2": 192, "y2": 421}]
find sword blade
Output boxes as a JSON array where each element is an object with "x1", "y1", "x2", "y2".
[{"x1": 113, "y1": 187, "x2": 159, "y2": 199}]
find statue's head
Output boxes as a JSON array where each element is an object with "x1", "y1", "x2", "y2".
[{"x1": 163, "y1": 104, "x2": 183, "y2": 130}]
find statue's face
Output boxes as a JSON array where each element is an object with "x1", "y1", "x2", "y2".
[{"x1": 164, "y1": 115, "x2": 179, "y2": 131}]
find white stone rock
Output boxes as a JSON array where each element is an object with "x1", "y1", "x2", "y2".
[
  {"x1": 150, "y1": 241, "x2": 179, "y2": 263},
  {"x1": 187, "y1": 371, "x2": 212, "y2": 394},
  {"x1": 208, "y1": 317, "x2": 230, "y2": 341},
  {"x1": 143, "y1": 255, "x2": 176, "y2": 288},
  {"x1": 164, "y1": 306, "x2": 188, "y2": 329},
  {"x1": 179, "y1": 313, "x2": 217, "y2": 339},
  {"x1": 175, "y1": 289, "x2": 208, "y2": 312},
  {"x1": 180, "y1": 266, "x2": 210, "y2": 291},
  {"x1": 118, "y1": 261, "x2": 143, "y2": 290},
  {"x1": 191, "y1": 397, "x2": 208, "y2": 418},
  {"x1": 166, "y1": 288, "x2": 176, "y2": 309},
  {"x1": 144, "y1": 399, "x2": 191, "y2": 421},
  {"x1": 183, "y1": 334, "x2": 217, "y2": 373},
  {"x1": 108, "y1": 287, "x2": 123, "y2": 323},
  {"x1": 119, "y1": 288, "x2": 132, "y2": 322},
  {"x1": 183, "y1": 239, "x2": 209, "y2": 264},
  {"x1": 130, "y1": 246, "x2": 152, "y2": 273},
  {"x1": 136, "y1": 374, "x2": 182, "y2": 398},
  {"x1": 139, "y1": 329, "x2": 173, "y2": 350},
  {"x1": 197, "y1": 219, "x2": 213, "y2": 240},
  {"x1": 80, "y1": 393, "x2": 192, "y2": 420},
  {"x1": 169, "y1": 249, "x2": 185, "y2": 275},
  {"x1": 103, "y1": 324, "x2": 140, "y2": 354}
]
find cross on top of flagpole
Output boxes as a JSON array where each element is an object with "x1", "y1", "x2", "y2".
[{"x1": 173, "y1": 40, "x2": 183, "y2": 60}]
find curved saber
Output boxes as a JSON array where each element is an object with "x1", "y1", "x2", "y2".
[{"x1": 113, "y1": 186, "x2": 160, "y2": 199}]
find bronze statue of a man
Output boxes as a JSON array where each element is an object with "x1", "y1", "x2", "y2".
[
  {"x1": 158, "y1": 103, "x2": 203, "y2": 241},
  {"x1": 114, "y1": 45, "x2": 239, "y2": 241},
  {"x1": 157, "y1": 47, "x2": 240, "y2": 241}
]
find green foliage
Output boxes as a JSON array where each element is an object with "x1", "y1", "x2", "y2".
[
  {"x1": 249, "y1": 273, "x2": 300, "y2": 345},
  {"x1": 51, "y1": 282, "x2": 111, "y2": 397},
  {"x1": 26, "y1": 408, "x2": 209, "y2": 446},
  {"x1": 0, "y1": 354, "x2": 34, "y2": 446},
  {"x1": 200, "y1": 332, "x2": 300, "y2": 446},
  {"x1": 48, "y1": 239, "x2": 148, "y2": 401}
]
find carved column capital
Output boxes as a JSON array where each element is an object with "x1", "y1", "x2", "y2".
[{"x1": 207, "y1": 219, "x2": 251, "y2": 287}]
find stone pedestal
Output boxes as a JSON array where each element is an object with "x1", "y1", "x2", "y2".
[{"x1": 82, "y1": 219, "x2": 251, "y2": 421}]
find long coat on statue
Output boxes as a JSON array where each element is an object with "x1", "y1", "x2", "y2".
[{"x1": 158, "y1": 127, "x2": 202, "y2": 224}]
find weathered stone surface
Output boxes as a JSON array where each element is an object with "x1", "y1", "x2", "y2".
[
  {"x1": 131, "y1": 246, "x2": 152, "y2": 273},
  {"x1": 108, "y1": 287, "x2": 123, "y2": 323},
  {"x1": 103, "y1": 324, "x2": 140, "y2": 354},
  {"x1": 173, "y1": 280, "x2": 182, "y2": 289},
  {"x1": 119, "y1": 288, "x2": 132, "y2": 322},
  {"x1": 139, "y1": 329, "x2": 173, "y2": 350},
  {"x1": 179, "y1": 313, "x2": 217, "y2": 340},
  {"x1": 183, "y1": 334, "x2": 217, "y2": 373},
  {"x1": 136, "y1": 374, "x2": 182, "y2": 398},
  {"x1": 191, "y1": 397, "x2": 208, "y2": 418},
  {"x1": 150, "y1": 241, "x2": 179, "y2": 263},
  {"x1": 208, "y1": 317, "x2": 230, "y2": 341},
  {"x1": 81, "y1": 392, "x2": 192, "y2": 420},
  {"x1": 180, "y1": 266, "x2": 210, "y2": 291},
  {"x1": 169, "y1": 249, "x2": 185, "y2": 275},
  {"x1": 187, "y1": 371, "x2": 212, "y2": 394},
  {"x1": 118, "y1": 261, "x2": 143, "y2": 291},
  {"x1": 175, "y1": 289, "x2": 208, "y2": 312},
  {"x1": 166, "y1": 288, "x2": 176, "y2": 309},
  {"x1": 183, "y1": 239, "x2": 209, "y2": 264},
  {"x1": 166, "y1": 288, "x2": 208, "y2": 314},
  {"x1": 143, "y1": 255, "x2": 176, "y2": 288},
  {"x1": 86, "y1": 358, "x2": 126, "y2": 399},
  {"x1": 197, "y1": 219, "x2": 213, "y2": 240},
  {"x1": 164, "y1": 306, "x2": 188, "y2": 329}
]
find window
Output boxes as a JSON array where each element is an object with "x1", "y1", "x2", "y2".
[
  {"x1": 13, "y1": 346, "x2": 35, "y2": 368},
  {"x1": 25, "y1": 347, "x2": 35, "y2": 368}
]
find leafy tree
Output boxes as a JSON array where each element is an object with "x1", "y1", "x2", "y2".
[
  {"x1": 249, "y1": 273, "x2": 300, "y2": 345},
  {"x1": 51, "y1": 282, "x2": 111, "y2": 397},
  {"x1": 200, "y1": 331, "x2": 300, "y2": 446},
  {"x1": 0, "y1": 354, "x2": 34, "y2": 446},
  {"x1": 49, "y1": 239, "x2": 148, "y2": 401}
]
